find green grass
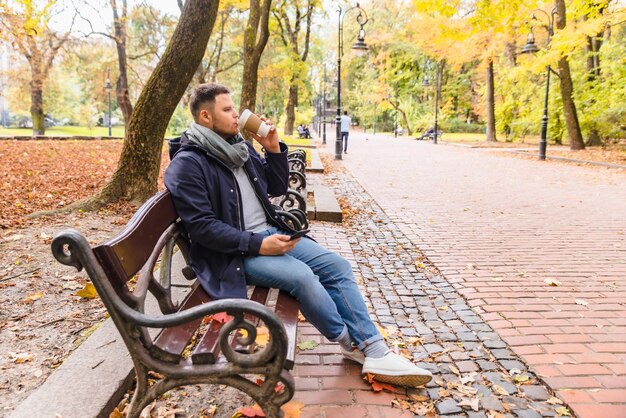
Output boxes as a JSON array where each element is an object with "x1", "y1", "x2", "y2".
[
  {"x1": 0, "y1": 125, "x2": 126, "y2": 137},
  {"x1": 440, "y1": 132, "x2": 487, "y2": 142},
  {"x1": 280, "y1": 136, "x2": 314, "y2": 146}
]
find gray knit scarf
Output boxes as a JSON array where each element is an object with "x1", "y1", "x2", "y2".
[{"x1": 187, "y1": 122, "x2": 249, "y2": 169}]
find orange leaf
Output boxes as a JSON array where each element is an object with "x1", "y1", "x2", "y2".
[
  {"x1": 254, "y1": 379, "x2": 285, "y2": 393},
  {"x1": 235, "y1": 404, "x2": 265, "y2": 418},
  {"x1": 281, "y1": 400, "x2": 304, "y2": 418},
  {"x1": 371, "y1": 380, "x2": 396, "y2": 392},
  {"x1": 363, "y1": 373, "x2": 396, "y2": 392},
  {"x1": 210, "y1": 312, "x2": 233, "y2": 324}
]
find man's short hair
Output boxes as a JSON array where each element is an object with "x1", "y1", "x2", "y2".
[
  {"x1": 189, "y1": 83, "x2": 231, "y2": 120},
  {"x1": 343, "y1": 111, "x2": 348, "y2": 115}
]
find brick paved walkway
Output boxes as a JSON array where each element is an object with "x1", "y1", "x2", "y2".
[
  {"x1": 326, "y1": 131, "x2": 626, "y2": 418},
  {"x1": 293, "y1": 168, "x2": 560, "y2": 417}
]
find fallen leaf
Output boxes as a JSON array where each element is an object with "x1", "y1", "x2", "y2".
[
  {"x1": 575, "y1": 299, "x2": 589, "y2": 306},
  {"x1": 11, "y1": 352, "x2": 35, "y2": 363},
  {"x1": 544, "y1": 278, "x2": 561, "y2": 286},
  {"x1": 255, "y1": 379, "x2": 285, "y2": 393},
  {"x1": 392, "y1": 398, "x2": 413, "y2": 410},
  {"x1": 371, "y1": 380, "x2": 396, "y2": 392},
  {"x1": 363, "y1": 373, "x2": 395, "y2": 392},
  {"x1": 281, "y1": 400, "x2": 304, "y2": 418},
  {"x1": 458, "y1": 398, "x2": 480, "y2": 411},
  {"x1": 514, "y1": 375, "x2": 530, "y2": 383},
  {"x1": 456, "y1": 383, "x2": 478, "y2": 396},
  {"x1": 449, "y1": 364, "x2": 461, "y2": 376},
  {"x1": 438, "y1": 388, "x2": 451, "y2": 397},
  {"x1": 547, "y1": 396, "x2": 564, "y2": 405},
  {"x1": 297, "y1": 312, "x2": 306, "y2": 322},
  {"x1": 6, "y1": 234, "x2": 25, "y2": 241},
  {"x1": 375, "y1": 324, "x2": 390, "y2": 340},
  {"x1": 460, "y1": 372, "x2": 478, "y2": 385},
  {"x1": 255, "y1": 326, "x2": 270, "y2": 347},
  {"x1": 21, "y1": 291, "x2": 43, "y2": 304},
  {"x1": 412, "y1": 402, "x2": 435, "y2": 415},
  {"x1": 76, "y1": 282, "x2": 97, "y2": 299},
  {"x1": 109, "y1": 407, "x2": 125, "y2": 418},
  {"x1": 155, "y1": 406, "x2": 184, "y2": 417},
  {"x1": 555, "y1": 406, "x2": 571, "y2": 416},
  {"x1": 406, "y1": 336, "x2": 423, "y2": 345},
  {"x1": 205, "y1": 404, "x2": 217, "y2": 417},
  {"x1": 415, "y1": 261, "x2": 425, "y2": 269},
  {"x1": 233, "y1": 404, "x2": 265, "y2": 418},
  {"x1": 491, "y1": 384, "x2": 509, "y2": 396},
  {"x1": 409, "y1": 394, "x2": 430, "y2": 402},
  {"x1": 487, "y1": 412, "x2": 506, "y2": 418},
  {"x1": 296, "y1": 340, "x2": 318, "y2": 350},
  {"x1": 211, "y1": 312, "x2": 233, "y2": 324}
]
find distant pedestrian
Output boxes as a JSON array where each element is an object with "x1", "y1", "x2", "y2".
[{"x1": 340, "y1": 111, "x2": 351, "y2": 153}]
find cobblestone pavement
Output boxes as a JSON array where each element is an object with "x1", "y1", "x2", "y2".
[
  {"x1": 323, "y1": 131, "x2": 626, "y2": 418},
  {"x1": 293, "y1": 169, "x2": 561, "y2": 417}
]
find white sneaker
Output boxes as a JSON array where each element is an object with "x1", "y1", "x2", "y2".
[
  {"x1": 341, "y1": 346, "x2": 365, "y2": 364},
  {"x1": 362, "y1": 351, "x2": 433, "y2": 388}
]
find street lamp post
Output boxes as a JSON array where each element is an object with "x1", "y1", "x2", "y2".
[
  {"x1": 373, "y1": 101, "x2": 377, "y2": 134},
  {"x1": 335, "y1": 3, "x2": 369, "y2": 160},
  {"x1": 394, "y1": 82, "x2": 398, "y2": 138},
  {"x1": 433, "y1": 63, "x2": 440, "y2": 144},
  {"x1": 422, "y1": 62, "x2": 440, "y2": 144},
  {"x1": 520, "y1": 8, "x2": 557, "y2": 161},
  {"x1": 322, "y1": 64, "x2": 327, "y2": 145},
  {"x1": 106, "y1": 68, "x2": 112, "y2": 137}
]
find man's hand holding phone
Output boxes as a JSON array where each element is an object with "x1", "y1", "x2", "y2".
[{"x1": 289, "y1": 229, "x2": 310, "y2": 240}]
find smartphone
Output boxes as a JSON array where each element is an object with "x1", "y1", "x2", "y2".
[{"x1": 289, "y1": 229, "x2": 310, "y2": 240}]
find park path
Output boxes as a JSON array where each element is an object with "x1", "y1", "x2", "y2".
[{"x1": 334, "y1": 130, "x2": 626, "y2": 418}]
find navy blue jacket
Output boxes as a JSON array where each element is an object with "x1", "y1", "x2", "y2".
[{"x1": 164, "y1": 132, "x2": 293, "y2": 299}]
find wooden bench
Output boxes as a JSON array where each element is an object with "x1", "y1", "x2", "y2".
[
  {"x1": 51, "y1": 190, "x2": 300, "y2": 418},
  {"x1": 415, "y1": 130, "x2": 443, "y2": 141}
]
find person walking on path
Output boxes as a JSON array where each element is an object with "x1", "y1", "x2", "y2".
[
  {"x1": 340, "y1": 110, "x2": 352, "y2": 154},
  {"x1": 164, "y1": 83, "x2": 433, "y2": 388}
]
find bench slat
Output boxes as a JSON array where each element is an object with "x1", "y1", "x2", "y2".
[
  {"x1": 153, "y1": 282, "x2": 211, "y2": 358},
  {"x1": 274, "y1": 291, "x2": 299, "y2": 370}
]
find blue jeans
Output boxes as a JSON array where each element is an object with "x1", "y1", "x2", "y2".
[
  {"x1": 243, "y1": 227, "x2": 382, "y2": 350},
  {"x1": 341, "y1": 131, "x2": 349, "y2": 152}
]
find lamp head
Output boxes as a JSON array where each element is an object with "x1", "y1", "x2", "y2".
[
  {"x1": 520, "y1": 31, "x2": 539, "y2": 54},
  {"x1": 351, "y1": 28, "x2": 368, "y2": 56},
  {"x1": 422, "y1": 75, "x2": 430, "y2": 87}
]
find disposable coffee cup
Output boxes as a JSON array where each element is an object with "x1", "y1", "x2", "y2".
[{"x1": 239, "y1": 109, "x2": 271, "y2": 138}]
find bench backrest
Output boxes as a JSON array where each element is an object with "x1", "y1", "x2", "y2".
[{"x1": 93, "y1": 190, "x2": 176, "y2": 284}]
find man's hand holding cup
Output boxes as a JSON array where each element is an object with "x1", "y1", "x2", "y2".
[{"x1": 238, "y1": 109, "x2": 279, "y2": 153}]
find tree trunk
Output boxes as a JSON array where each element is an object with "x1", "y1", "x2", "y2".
[
  {"x1": 284, "y1": 83, "x2": 297, "y2": 135},
  {"x1": 555, "y1": 0, "x2": 585, "y2": 150},
  {"x1": 111, "y1": 0, "x2": 133, "y2": 125},
  {"x1": 399, "y1": 107, "x2": 411, "y2": 135},
  {"x1": 77, "y1": 0, "x2": 220, "y2": 208},
  {"x1": 485, "y1": 59, "x2": 497, "y2": 142},
  {"x1": 30, "y1": 74, "x2": 45, "y2": 135},
  {"x1": 240, "y1": 0, "x2": 271, "y2": 113}
]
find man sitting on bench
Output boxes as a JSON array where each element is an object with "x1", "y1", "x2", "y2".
[{"x1": 164, "y1": 83, "x2": 433, "y2": 388}]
